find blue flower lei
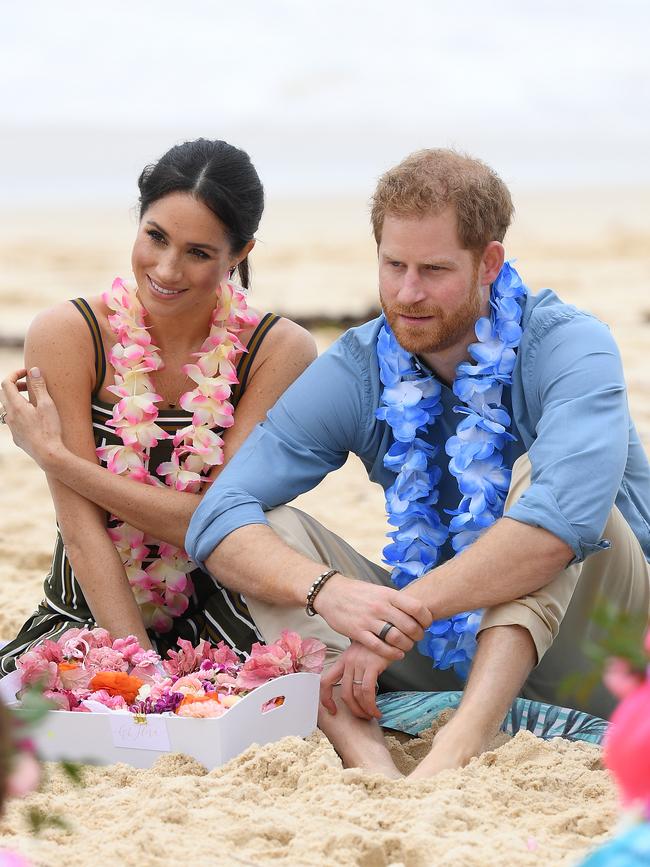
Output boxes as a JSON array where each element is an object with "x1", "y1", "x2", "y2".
[{"x1": 376, "y1": 261, "x2": 527, "y2": 679}]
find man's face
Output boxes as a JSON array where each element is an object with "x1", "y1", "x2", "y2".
[{"x1": 378, "y1": 208, "x2": 486, "y2": 357}]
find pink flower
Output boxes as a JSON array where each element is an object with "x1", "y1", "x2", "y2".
[
  {"x1": 36, "y1": 640, "x2": 64, "y2": 664},
  {"x1": 111, "y1": 635, "x2": 144, "y2": 661},
  {"x1": 171, "y1": 674, "x2": 204, "y2": 696},
  {"x1": 84, "y1": 647, "x2": 130, "y2": 674},
  {"x1": 16, "y1": 652, "x2": 60, "y2": 690},
  {"x1": 147, "y1": 677, "x2": 174, "y2": 702},
  {"x1": 277, "y1": 631, "x2": 327, "y2": 674},
  {"x1": 604, "y1": 680, "x2": 650, "y2": 805},
  {"x1": 88, "y1": 689, "x2": 128, "y2": 711},
  {"x1": 6, "y1": 752, "x2": 41, "y2": 798},
  {"x1": 209, "y1": 642, "x2": 240, "y2": 669},
  {"x1": 603, "y1": 658, "x2": 645, "y2": 699},
  {"x1": 176, "y1": 699, "x2": 226, "y2": 718},
  {"x1": 58, "y1": 664, "x2": 92, "y2": 691},
  {"x1": 163, "y1": 638, "x2": 239, "y2": 677},
  {"x1": 42, "y1": 688, "x2": 73, "y2": 710},
  {"x1": 236, "y1": 642, "x2": 293, "y2": 690}
]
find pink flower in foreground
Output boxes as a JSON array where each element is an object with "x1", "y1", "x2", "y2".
[
  {"x1": 603, "y1": 658, "x2": 645, "y2": 700},
  {"x1": 604, "y1": 680, "x2": 650, "y2": 806},
  {"x1": 6, "y1": 752, "x2": 41, "y2": 798},
  {"x1": 236, "y1": 642, "x2": 293, "y2": 690},
  {"x1": 277, "y1": 631, "x2": 327, "y2": 674}
]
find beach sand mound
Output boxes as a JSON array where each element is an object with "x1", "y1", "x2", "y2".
[{"x1": 0, "y1": 724, "x2": 616, "y2": 867}]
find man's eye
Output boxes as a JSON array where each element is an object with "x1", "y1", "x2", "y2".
[{"x1": 390, "y1": 261, "x2": 403, "y2": 268}]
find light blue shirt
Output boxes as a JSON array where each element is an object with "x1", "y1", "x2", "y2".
[{"x1": 186, "y1": 288, "x2": 650, "y2": 570}]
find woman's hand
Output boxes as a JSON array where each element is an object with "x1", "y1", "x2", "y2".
[
  {"x1": 0, "y1": 367, "x2": 65, "y2": 470},
  {"x1": 320, "y1": 642, "x2": 390, "y2": 720}
]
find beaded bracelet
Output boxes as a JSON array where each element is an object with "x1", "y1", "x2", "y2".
[{"x1": 305, "y1": 569, "x2": 340, "y2": 616}]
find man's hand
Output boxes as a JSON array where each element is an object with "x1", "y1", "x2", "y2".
[
  {"x1": 320, "y1": 642, "x2": 391, "y2": 720},
  {"x1": 314, "y1": 574, "x2": 431, "y2": 661}
]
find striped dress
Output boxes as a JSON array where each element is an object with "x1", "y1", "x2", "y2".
[{"x1": 0, "y1": 299, "x2": 280, "y2": 674}]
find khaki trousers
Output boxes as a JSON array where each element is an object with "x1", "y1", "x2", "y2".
[{"x1": 244, "y1": 455, "x2": 650, "y2": 719}]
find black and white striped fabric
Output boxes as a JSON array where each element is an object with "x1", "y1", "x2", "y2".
[{"x1": 0, "y1": 299, "x2": 280, "y2": 674}]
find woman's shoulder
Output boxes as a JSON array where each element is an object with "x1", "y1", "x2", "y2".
[
  {"x1": 248, "y1": 311, "x2": 317, "y2": 366},
  {"x1": 25, "y1": 298, "x2": 103, "y2": 386},
  {"x1": 27, "y1": 296, "x2": 105, "y2": 339}
]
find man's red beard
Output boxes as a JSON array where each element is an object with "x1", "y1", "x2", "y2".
[{"x1": 380, "y1": 280, "x2": 482, "y2": 357}]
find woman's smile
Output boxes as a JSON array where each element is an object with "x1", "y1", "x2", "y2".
[{"x1": 147, "y1": 275, "x2": 189, "y2": 299}]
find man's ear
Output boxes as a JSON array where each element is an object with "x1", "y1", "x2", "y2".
[{"x1": 480, "y1": 241, "x2": 505, "y2": 286}]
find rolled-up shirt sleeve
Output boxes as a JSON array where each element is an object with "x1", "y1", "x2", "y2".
[
  {"x1": 186, "y1": 336, "x2": 368, "y2": 570},
  {"x1": 505, "y1": 312, "x2": 629, "y2": 562}
]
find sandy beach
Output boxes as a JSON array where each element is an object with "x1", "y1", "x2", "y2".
[{"x1": 0, "y1": 189, "x2": 647, "y2": 864}]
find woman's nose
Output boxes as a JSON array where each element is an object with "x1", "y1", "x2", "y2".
[{"x1": 156, "y1": 249, "x2": 183, "y2": 284}]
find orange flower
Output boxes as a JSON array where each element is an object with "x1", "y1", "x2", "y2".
[
  {"x1": 89, "y1": 672, "x2": 144, "y2": 704},
  {"x1": 58, "y1": 662, "x2": 79, "y2": 672}
]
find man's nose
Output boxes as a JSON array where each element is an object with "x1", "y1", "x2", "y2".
[{"x1": 397, "y1": 267, "x2": 427, "y2": 304}]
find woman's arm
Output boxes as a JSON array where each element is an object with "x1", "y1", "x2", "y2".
[
  {"x1": 3, "y1": 316, "x2": 317, "y2": 550},
  {"x1": 14, "y1": 304, "x2": 152, "y2": 647}
]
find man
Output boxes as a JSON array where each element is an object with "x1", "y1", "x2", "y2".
[{"x1": 186, "y1": 150, "x2": 650, "y2": 779}]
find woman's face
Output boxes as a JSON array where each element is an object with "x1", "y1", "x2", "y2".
[{"x1": 131, "y1": 191, "x2": 246, "y2": 317}]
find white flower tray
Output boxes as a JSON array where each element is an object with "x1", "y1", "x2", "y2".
[{"x1": 1, "y1": 671, "x2": 320, "y2": 770}]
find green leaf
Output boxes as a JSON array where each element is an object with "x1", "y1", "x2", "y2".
[{"x1": 59, "y1": 760, "x2": 84, "y2": 786}]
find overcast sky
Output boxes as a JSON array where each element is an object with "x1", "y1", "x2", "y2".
[{"x1": 2, "y1": 0, "x2": 649, "y2": 202}]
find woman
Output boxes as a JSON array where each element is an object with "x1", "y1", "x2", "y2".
[{"x1": 0, "y1": 138, "x2": 316, "y2": 672}]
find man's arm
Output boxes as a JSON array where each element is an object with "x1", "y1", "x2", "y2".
[
  {"x1": 407, "y1": 516, "x2": 573, "y2": 661},
  {"x1": 206, "y1": 523, "x2": 430, "y2": 660},
  {"x1": 187, "y1": 332, "x2": 431, "y2": 659}
]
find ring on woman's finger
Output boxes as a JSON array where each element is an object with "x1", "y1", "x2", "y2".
[
  {"x1": 377, "y1": 621, "x2": 394, "y2": 642},
  {"x1": 352, "y1": 679, "x2": 364, "y2": 685}
]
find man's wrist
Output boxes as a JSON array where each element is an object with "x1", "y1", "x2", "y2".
[{"x1": 400, "y1": 573, "x2": 436, "y2": 625}]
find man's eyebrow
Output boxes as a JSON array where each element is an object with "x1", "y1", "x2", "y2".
[
  {"x1": 381, "y1": 251, "x2": 457, "y2": 267},
  {"x1": 146, "y1": 220, "x2": 221, "y2": 253}
]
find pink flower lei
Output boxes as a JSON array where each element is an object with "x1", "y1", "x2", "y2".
[{"x1": 96, "y1": 277, "x2": 259, "y2": 633}]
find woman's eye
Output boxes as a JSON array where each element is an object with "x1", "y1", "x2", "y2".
[
  {"x1": 189, "y1": 248, "x2": 210, "y2": 260},
  {"x1": 146, "y1": 229, "x2": 166, "y2": 244}
]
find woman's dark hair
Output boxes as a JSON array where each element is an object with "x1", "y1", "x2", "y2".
[{"x1": 137, "y1": 138, "x2": 264, "y2": 289}]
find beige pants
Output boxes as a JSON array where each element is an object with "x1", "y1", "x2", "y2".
[{"x1": 245, "y1": 455, "x2": 650, "y2": 719}]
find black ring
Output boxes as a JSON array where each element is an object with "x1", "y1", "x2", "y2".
[{"x1": 377, "y1": 622, "x2": 394, "y2": 642}]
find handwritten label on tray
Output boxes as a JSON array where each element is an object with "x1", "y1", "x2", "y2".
[{"x1": 109, "y1": 714, "x2": 171, "y2": 752}]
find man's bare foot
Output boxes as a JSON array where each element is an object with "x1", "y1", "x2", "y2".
[
  {"x1": 317, "y1": 701, "x2": 403, "y2": 779},
  {"x1": 406, "y1": 719, "x2": 493, "y2": 781}
]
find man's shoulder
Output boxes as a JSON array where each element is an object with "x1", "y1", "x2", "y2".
[
  {"x1": 325, "y1": 314, "x2": 384, "y2": 369},
  {"x1": 522, "y1": 287, "x2": 612, "y2": 347}
]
